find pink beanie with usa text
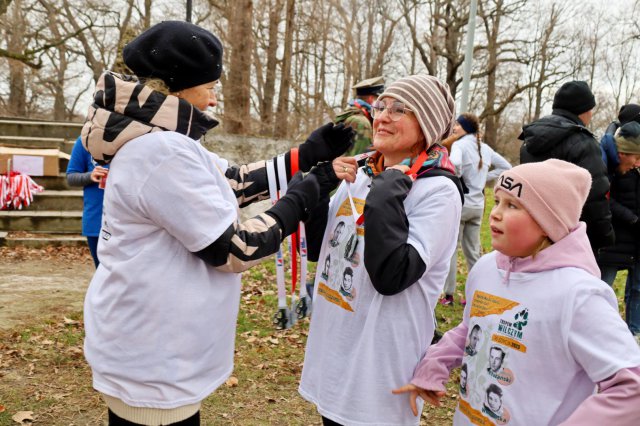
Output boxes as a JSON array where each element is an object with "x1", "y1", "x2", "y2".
[{"x1": 493, "y1": 159, "x2": 592, "y2": 242}]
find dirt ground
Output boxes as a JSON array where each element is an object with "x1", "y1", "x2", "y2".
[{"x1": 0, "y1": 247, "x2": 95, "y2": 331}]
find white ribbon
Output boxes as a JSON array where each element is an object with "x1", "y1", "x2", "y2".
[{"x1": 266, "y1": 159, "x2": 287, "y2": 310}]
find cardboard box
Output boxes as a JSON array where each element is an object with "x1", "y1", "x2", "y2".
[{"x1": 0, "y1": 147, "x2": 71, "y2": 176}]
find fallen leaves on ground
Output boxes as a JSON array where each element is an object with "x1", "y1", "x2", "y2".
[
  {"x1": 0, "y1": 244, "x2": 91, "y2": 263},
  {"x1": 225, "y1": 376, "x2": 239, "y2": 387},
  {"x1": 11, "y1": 410, "x2": 33, "y2": 424},
  {"x1": 0, "y1": 250, "x2": 463, "y2": 425}
]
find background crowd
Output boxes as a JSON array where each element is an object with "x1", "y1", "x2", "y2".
[{"x1": 47, "y1": 12, "x2": 640, "y2": 426}]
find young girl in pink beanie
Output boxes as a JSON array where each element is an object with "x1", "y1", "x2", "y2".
[{"x1": 393, "y1": 159, "x2": 640, "y2": 425}]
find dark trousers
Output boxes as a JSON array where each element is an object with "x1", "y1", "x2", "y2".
[
  {"x1": 87, "y1": 236, "x2": 99, "y2": 268},
  {"x1": 108, "y1": 409, "x2": 200, "y2": 426},
  {"x1": 322, "y1": 416, "x2": 343, "y2": 426}
]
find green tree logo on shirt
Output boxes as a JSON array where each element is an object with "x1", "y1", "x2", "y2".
[{"x1": 513, "y1": 308, "x2": 529, "y2": 331}]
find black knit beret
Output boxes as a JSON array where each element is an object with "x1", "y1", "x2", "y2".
[
  {"x1": 552, "y1": 81, "x2": 596, "y2": 116},
  {"x1": 123, "y1": 21, "x2": 223, "y2": 92},
  {"x1": 618, "y1": 103, "x2": 640, "y2": 125}
]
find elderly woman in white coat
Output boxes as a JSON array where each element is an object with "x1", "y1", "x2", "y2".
[{"x1": 81, "y1": 21, "x2": 353, "y2": 426}]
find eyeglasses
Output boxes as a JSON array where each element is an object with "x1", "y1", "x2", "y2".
[{"x1": 371, "y1": 100, "x2": 413, "y2": 121}]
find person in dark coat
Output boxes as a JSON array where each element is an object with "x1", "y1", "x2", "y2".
[
  {"x1": 520, "y1": 80, "x2": 614, "y2": 254},
  {"x1": 598, "y1": 122, "x2": 640, "y2": 337},
  {"x1": 601, "y1": 103, "x2": 640, "y2": 166}
]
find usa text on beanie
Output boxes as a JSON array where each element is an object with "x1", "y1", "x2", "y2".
[
  {"x1": 552, "y1": 81, "x2": 596, "y2": 116},
  {"x1": 494, "y1": 159, "x2": 592, "y2": 242},
  {"x1": 378, "y1": 75, "x2": 455, "y2": 148},
  {"x1": 123, "y1": 21, "x2": 223, "y2": 92}
]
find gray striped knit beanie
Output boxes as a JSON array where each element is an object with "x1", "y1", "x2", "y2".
[{"x1": 378, "y1": 74, "x2": 455, "y2": 147}]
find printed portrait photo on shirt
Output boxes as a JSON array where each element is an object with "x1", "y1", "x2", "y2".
[
  {"x1": 488, "y1": 345, "x2": 506, "y2": 374},
  {"x1": 482, "y1": 383, "x2": 504, "y2": 419},
  {"x1": 321, "y1": 254, "x2": 331, "y2": 280},
  {"x1": 343, "y1": 233, "x2": 360, "y2": 265},
  {"x1": 465, "y1": 323, "x2": 482, "y2": 356},
  {"x1": 339, "y1": 266, "x2": 355, "y2": 301},
  {"x1": 329, "y1": 221, "x2": 346, "y2": 247},
  {"x1": 460, "y1": 363, "x2": 468, "y2": 397}
]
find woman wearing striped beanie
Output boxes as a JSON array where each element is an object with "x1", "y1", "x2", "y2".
[{"x1": 299, "y1": 75, "x2": 464, "y2": 425}]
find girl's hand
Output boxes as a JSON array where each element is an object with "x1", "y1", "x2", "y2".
[
  {"x1": 332, "y1": 156, "x2": 358, "y2": 183},
  {"x1": 91, "y1": 166, "x2": 108, "y2": 183},
  {"x1": 392, "y1": 383, "x2": 446, "y2": 416}
]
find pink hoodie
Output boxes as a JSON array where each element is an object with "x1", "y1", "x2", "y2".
[{"x1": 411, "y1": 223, "x2": 640, "y2": 425}]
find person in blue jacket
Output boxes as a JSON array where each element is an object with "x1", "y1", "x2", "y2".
[{"x1": 66, "y1": 136, "x2": 108, "y2": 267}]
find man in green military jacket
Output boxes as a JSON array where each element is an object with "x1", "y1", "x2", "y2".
[{"x1": 335, "y1": 76, "x2": 384, "y2": 157}]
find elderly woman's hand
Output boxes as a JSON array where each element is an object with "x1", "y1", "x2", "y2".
[
  {"x1": 332, "y1": 156, "x2": 358, "y2": 183},
  {"x1": 298, "y1": 123, "x2": 355, "y2": 171}
]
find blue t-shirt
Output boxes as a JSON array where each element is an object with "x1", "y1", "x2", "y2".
[{"x1": 66, "y1": 137, "x2": 107, "y2": 236}]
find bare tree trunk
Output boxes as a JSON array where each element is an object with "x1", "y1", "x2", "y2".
[
  {"x1": 260, "y1": 0, "x2": 282, "y2": 135},
  {"x1": 318, "y1": 12, "x2": 328, "y2": 126},
  {"x1": 7, "y1": 0, "x2": 25, "y2": 116},
  {"x1": 40, "y1": 0, "x2": 67, "y2": 120},
  {"x1": 443, "y1": 0, "x2": 465, "y2": 96},
  {"x1": 364, "y1": 3, "x2": 374, "y2": 77},
  {"x1": 224, "y1": 0, "x2": 253, "y2": 134},
  {"x1": 274, "y1": 0, "x2": 295, "y2": 138},
  {"x1": 8, "y1": 62, "x2": 26, "y2": 117},
  {"x1": 482, "y1": 1, "x2": 501, "y2": 147},
  {"x1": 410, "y1": 4, "x2": 417, "y2": 74},
  {"x1": 52, "y1": 46, "x2": 68, "y2": 120},
  {"x1": 532, "y1": 5, "x2": 560, "y2": 120},
  {"x1": 144, "y1": 0, "x2": 152, "y2": 29}
]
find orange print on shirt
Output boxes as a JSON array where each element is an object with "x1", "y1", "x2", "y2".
[
  {"x1": 458, "y1": 399, "x2": 496, "y2": 426},
  {"x1": 336, "y1": 197, "x2": 365, "y2": 217},
  {"x1": 469, "y1": 291, "x2": 519, "y2": 318},
  {"x1": 317, "y1": 283, "x2": 354, "y2": 312}
]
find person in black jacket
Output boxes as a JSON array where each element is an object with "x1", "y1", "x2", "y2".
[
  {"x1": 598, "y1": 122, "x2": 640, "y2": 337},
  {"x1": 519, "y1": 81, "x2": 614, "y2": 254},
  {"x1": 600, "y1": 104, "x2": 640, "y2": 156}
]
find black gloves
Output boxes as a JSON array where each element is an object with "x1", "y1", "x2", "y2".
[
  {"x1": 265, "y1": 171, "x2": 320, "y2": 237},
  {"x1": 308, "y1": 161, "x2": 340, "y2": 197},
  {"x1": 298, "y1": 122, "x2": 355, "y2": 171}
]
